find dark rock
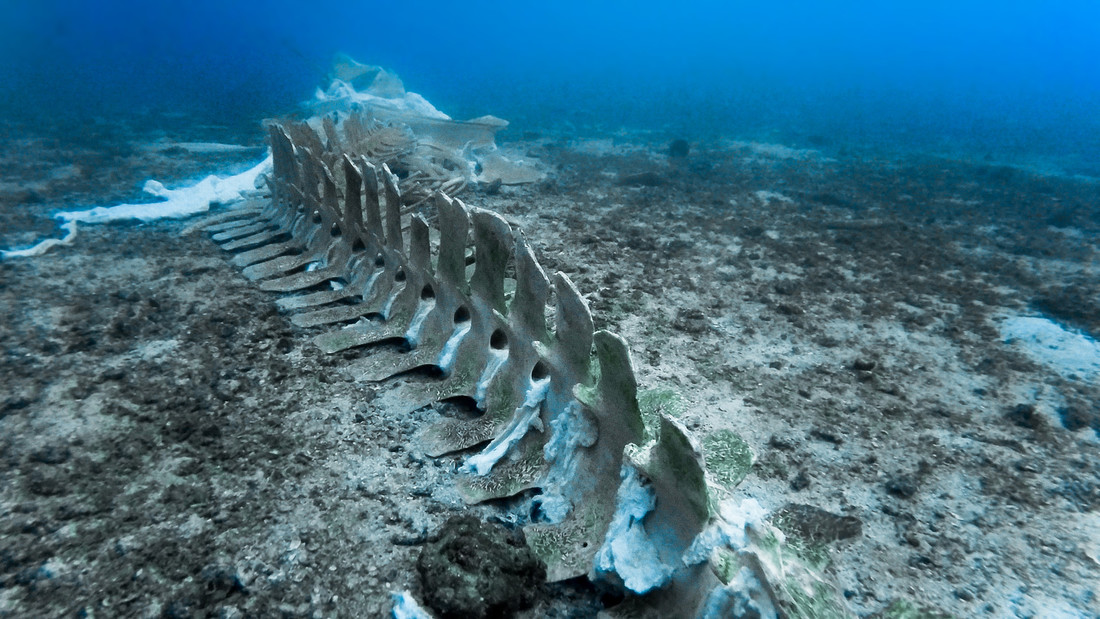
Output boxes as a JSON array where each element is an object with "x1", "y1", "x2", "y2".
[
  {"x1": 30, "y1": 445, "x2": 71, "y2": 465},
  {"x1": 777, "y1": 302, "x2": 805, "y2": 316},
  {"x1": 1057, "y1": 405, "x2": 1094, "y2": 432},
  {"x1": 908, "y1": 554, "x2": 935, "y2": 569},
  {"x1": 790, "y1": 469, "x2": 811, "y2": 491},
  {"x1": 809, "y1": 428, "x2": 843, "y2": 445},
  {"x1": 2, "y1": 396, "x2": 33, "y2": 415},
  {"x1": 200, "y1": 564, "x2": 248, "y2": 596},
  {"x1": 99, "y1": 368, "x2": 126, "y2": 381},
  {"x1": 1006, "y1": 403, "x2": 1045, "y2": 430},
  {"x1": 672, "y1": 308, "x2": 708, "y2": 334},
  {"x1": 27, "y1": 469, "x2": 65, "y2": 496},
  {"x1": 851, "y1": 358, "x2": 877, "y2": 372},
  {"x1": 774, "y1": 280, "x2": 799, "y2": 296},
  {"x1": 768, "y1": 435, "x2": 797, "y2": 451},
  {"x1": 417, "y1": 516, "x2": 545, "y2": 619},
  {"x1": 668, "y1": 139, "x2": 690, "y2": 158},
  {"x1": 885, "y1": 474, "x2": 918, "y2": 499}
]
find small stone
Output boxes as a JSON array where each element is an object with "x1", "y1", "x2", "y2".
[
  {"x1": 27, "y1": 469, "x2": 65, "y2": 496},
  {"x1": 1057, "y1": 405, "x2": 1091, "y2": 431},
  {"x1": 809, "y1": 428, "x2": 843, "y2": 445},
  {"x1": 1006, "y1": 403, "x2": 1045, "y2": 430},
  {"x1": 852, "y1": 358, "x2": 877, "y2": 372},
  {"x1": 672, "y1": 308, "x2": 708, "y2": 334},
  {"x1": 777, "y1": 302, "x2": 804, "y2": 316},
  {"x1": 31, "y1": 445, "x2": 71, "y2": 465},
  {"x1": 790, "y1": 470, "x2": 811, "y2": 491},
  {"x1": 768, "y1": 435, "x2": 797, "y2": 451},
  {"x1": 668, "y1": 139, "x2": 690, "y2": 158},
  {"x1": 885, "y1": 474, "x2": 918, "y2": 499}
]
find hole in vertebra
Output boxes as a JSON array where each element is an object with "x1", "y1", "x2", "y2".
[
  {"x1": 375, "y1": 254, "x2": 385, "y2": 268},
  {"x1": 395, "y1": 268, "x2": 406, "y2": 283},
  {"x1": 531, "y1": 361, "x2": 549, "y2": 380},
  {"x1": 311, "y1": 211, "x2": 322, "y2": 224},
  {"x1": 437, "y1": 396, "x2": 482, "y2": 419},
  {"x1": 330, "y1": 222, "x2": 341, "y2": 237},
  {"x1": 351, "y1": 238, "x2": 365, "y2": 252},
  {"x1": 421, "y1": 285, "x2": 435, "y2": 300},
  {"x1": 454, "y1": 306, "x2": 471, "y2": 323},
  {"x1": 490, "y1": 329, "x2": 509, "y2": 350}
]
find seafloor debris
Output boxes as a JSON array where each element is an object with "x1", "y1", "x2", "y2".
[{"x1": 186, "y1": 112, "x2": 853, "y2": 617}]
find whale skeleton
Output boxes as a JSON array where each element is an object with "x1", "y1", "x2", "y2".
[{"x1": 185, "y1": 111, "x2": 845, "y2": 618}]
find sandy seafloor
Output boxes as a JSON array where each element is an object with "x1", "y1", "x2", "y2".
[{"x1": 0, "y1": 114, "x2": 1098, "y2": 618}]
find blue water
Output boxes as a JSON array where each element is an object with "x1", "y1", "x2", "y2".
[{"x1": 3, "y1": 1, "x2": 1098, "y2": 167}]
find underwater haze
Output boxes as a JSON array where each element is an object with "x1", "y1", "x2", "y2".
[
  {"x1": 4, "y1": 2, "x2": 1100, "y2": 618},
  {"x1": 4, "y1": 1, "x2": 1100, "y2": 168}
]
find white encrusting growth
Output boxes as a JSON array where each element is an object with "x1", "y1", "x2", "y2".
[
  {"x1": 536, "y1": 400, "x2": 598, "y2": 523},
  {"x1": 435, "y1": 320, "x2": 472, "y2": 375},
  {"x1": 1, "y1": 221, "x2": 78, "y2": 258},
  {"x1": 474, "y1": 347, "x2": 509, "y2": 408},
  {"x1": 1, "y1": 155, "x2": 272, "y2": 259},
  {"x1": 685, "y1": 498, "x2": 776, "y2": 618},
  {"x1": 360, "y1": 270, "x2": 383, "y2": 301},
  {"x1": 463, "y1": 376, "x2": 549, "y2": 476},
  {"x1": 403, "y1": 298, "x2": 436, "y2": 348},
  {"x1": 683, "y1": 498, "x2": 768, "y2": 565},
  {"x1": 390, "y1": 590, "x2": 433, "y2": 619},
  {"x1": 1000, "y1": 315, "x2": 1100, "y2": 381},
  {"x1": 699, "y1": 567, "x2": 779, "y2": 619},
  {"x1": 593, "y1": 465, "x2": 674, "y2": 594},
  {"x1": 379, "y1": 285, "x2": 404, "y2": 321},
  {"x1": 59, "y1": 155, "x2": 271, "y2": 224}
]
